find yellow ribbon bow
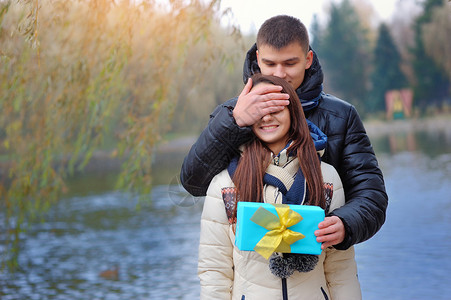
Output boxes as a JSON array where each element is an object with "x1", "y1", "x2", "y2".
[{"x1": 250, "y1": 204, "x2": 305, "y2": 259}]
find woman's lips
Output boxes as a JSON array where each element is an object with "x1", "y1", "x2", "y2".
[{"x1": 260, "y1": 125, "x2": 278, "y2": 131}]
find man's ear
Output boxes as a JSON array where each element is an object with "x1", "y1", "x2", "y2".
[
  {"x1": 305, "y1": 50, "x2": 313, "y2": 69},
  {"x1": 256, "y1": 49, "x2": 260, "y2": 66}
]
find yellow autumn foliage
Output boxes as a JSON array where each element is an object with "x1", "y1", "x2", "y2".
[{"x1": 0, "y1": 0, "x2": 245, "y2": 269}]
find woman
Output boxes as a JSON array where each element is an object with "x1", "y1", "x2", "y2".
[{"x1": 198, "y1": 74, "x2": 361, "y2": 300}]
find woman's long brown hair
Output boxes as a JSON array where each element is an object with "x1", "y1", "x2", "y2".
[{"x1": 232, "y1": 74, "x2": 325, "y2": 209}]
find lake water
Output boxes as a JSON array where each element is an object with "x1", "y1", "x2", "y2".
[{"x1": 1, "y1": 126, "x2": 451, "y2": 299}]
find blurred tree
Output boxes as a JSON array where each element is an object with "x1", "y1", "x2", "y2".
[
  {"x1": 310, "y1": 14, "x2": 323, "y2": 55},
  {"x1": 411, "y1": 0, "x2": 450, "y2": 108},
  {"x1": 320, "y1": 0, "x2": 371, "y2": 113},
  {"x1": 390, "y1": 0, "x2": 422, "y2": 85},
  {"x1": 368, "y1": 23, "x2": 408, "y2": 112},
  {"x1": 349, "y1": 0, "x2": 378, "y2": 45},
  {"x1": 169, "y1": 23, "x2": 248, "y2": 134},
  {"x1": 422, "y1": 1, "x2": 451, "y2": 82},
  {"x1": 0, "y1": 0, "x2": 226, "y2": 269}
]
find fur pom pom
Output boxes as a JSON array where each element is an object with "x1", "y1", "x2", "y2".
[
  {"x1": 268, "y1": 253, "x2": 319, "y2": 278},
  {"x1": 285, "y1": 253, "x2": 319, "y2": 273},
  {"x1": 268, "y1": 254, "x2": 295, "y2": 279}
]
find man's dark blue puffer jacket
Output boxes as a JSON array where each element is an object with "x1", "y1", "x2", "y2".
[{"x1": 180, "y1": 44, "x2": 388, "y2": 250}]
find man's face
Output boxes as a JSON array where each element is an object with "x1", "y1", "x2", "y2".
[{"x1": 256, "y1": 42, "x2": 313, "y2": 90}]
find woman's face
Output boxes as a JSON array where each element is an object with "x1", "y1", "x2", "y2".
[{"x1": 252, "y1": 83, "x2": 291, "y2": 154}]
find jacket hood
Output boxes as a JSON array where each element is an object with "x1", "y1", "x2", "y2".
[{"x1": 243, "y1": 43, "x2": 324, "y2": 111}]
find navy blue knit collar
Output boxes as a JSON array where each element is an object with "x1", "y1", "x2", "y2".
[
  {"x1": 227, "y1": 123, "x2": 327, "y2": 204},
  {"x1": 264, "y1": 168, "x2": 306, "y2": 205},
  {"x1": 227, "y1": 156, "x2": 306, "y2": 205}
]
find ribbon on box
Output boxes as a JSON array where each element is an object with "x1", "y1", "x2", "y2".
[{"x1": 250, "y1": 204, "x2": 305, "y2": 259}]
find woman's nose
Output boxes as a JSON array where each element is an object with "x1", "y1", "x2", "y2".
[{"x1": 261, "y1": 114, "x2": 273, "y2": 122}]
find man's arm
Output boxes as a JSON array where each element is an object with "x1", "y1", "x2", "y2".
[
  {"x1": 180, "y1": 99, "x2": 253, "y2": 196},
  {"x1": 180, "y1": 79, "x2": 289, "y2": 196},
  {"x1": 309, "y1": 96, "x2": 388, "y2": 250},
  {"x1": 330, "y1": 106, "x2": 388, "y2": 249}
]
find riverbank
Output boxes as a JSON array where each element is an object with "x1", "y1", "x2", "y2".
[
  {"x1": 86, "y1": 114, "x2": 451, "y2": 173},
  {"x1": 157, "y1": 114, "x2": 451, "y2": 152},
  {"x1": 2, "y1": 115, "x2": 448, "y2": 177},
  {"x1": 363, "y1": 114, "x2": 451, "y2": 138}
]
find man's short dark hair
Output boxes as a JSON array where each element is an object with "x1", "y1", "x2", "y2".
[{"x1": 257, "y1": 15, "x2": 309, "y2": 54}]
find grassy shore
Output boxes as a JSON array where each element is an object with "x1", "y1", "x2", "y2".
[
  {"x1": 158, "y1": 113, "x2": 451, "y2": 152},
  {"x1": 2, "y1": 115, "x2": 448, "y2": 178},
  {"x1": 363, "y1": 114, "x2": 451, "y2": 138}
]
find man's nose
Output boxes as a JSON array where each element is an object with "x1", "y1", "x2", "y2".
[{"x1": 273, "y1": 65, "x2": 286, "y2": 78}]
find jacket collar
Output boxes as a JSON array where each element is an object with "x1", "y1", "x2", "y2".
[{"x1": 270, "y1": 141, "x2": 292, "y2": 166}]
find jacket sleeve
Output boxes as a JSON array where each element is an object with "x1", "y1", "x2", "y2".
[
  {"x1": 323, "y1": 164, "x2": 362, "y2": 300},
  {"x1": 180, "y1": 98, "x2": 253, "y2": 196},
  {"x1": 329, "y1": 106, "x2": 388, "y2": 250},
  {"x1": 198, "y1": 171, "x2": 234, "y2": 300}
]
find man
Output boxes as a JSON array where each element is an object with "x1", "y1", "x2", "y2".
[{"x1": 181, "y1": 15, "x2": 387, "y2": 250}]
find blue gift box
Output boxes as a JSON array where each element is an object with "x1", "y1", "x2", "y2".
[{"x1": 235, "y1": 202, "x2": 325, "y2": 256}]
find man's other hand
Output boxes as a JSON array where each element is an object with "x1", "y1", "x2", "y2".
[{"x1": 315, "y1": 216, "x2": 346, "y2": 249}]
